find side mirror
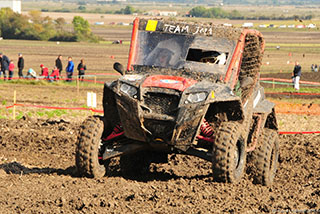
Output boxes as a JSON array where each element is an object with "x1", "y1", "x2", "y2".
[{"x1": 113, "y1": 62, "x2": 124, "y2": 75}]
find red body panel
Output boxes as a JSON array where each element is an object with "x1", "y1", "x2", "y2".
[
  {"x1": 127, "y1": 18, "x2": 139, "y2": 72},
  {"x1": 142, "y1": 75, "x2": 197, "y2": 91}
]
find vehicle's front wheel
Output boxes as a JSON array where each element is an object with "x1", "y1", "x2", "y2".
[
  {"x1": 76, "y1": 116, "x2": 108, "y2": 178},
  {"x1": 249, "y1": 128, "x2": 279, "y2": 186},
  {"x1": 212, "y1": 121, "x2": 246, "y2": 183}
]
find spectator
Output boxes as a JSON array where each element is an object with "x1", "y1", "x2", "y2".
[
  {"x1": 40, "y1": 64, "x2": 49, "y2": 80},
  {"x1": 26, "y1": 68, "x2": 37, "y2": 79},
  {"x1": 18, "y1": 53, "x2": 24, "y2": 79},
  {"x1": 311, "y1": 64, "x2": 314, "y2": 72},
  {"x1": 49, "y1": 66, "x2": 60, "y2": 82},
  {"x1": 55, "y1": 55, "x2": 63, "y2": 77},
  {"x1": 66, "y1": 56, "x2": 74, "y2": 82},
  {"x1": 77, "y1": 59, "x2": 87, "y2": 81},
  {"x1": 314, "y1": 64, "x2": 318, "y2": 72},
  {"x1": 292, "y1": 61, "x2": 302, "y2": 91},
  {"x1": 8, "y1": 60, "x2": 14, "y2": 80},
  {"x1": 0, "y1": 52, "x2": 10, "y2": 80}
]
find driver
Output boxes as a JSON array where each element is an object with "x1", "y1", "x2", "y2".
[
  {"x1": 154, "y1": 48, "x2": 174, "y2": 67},
  {"x1": 146, "y1": 38, "x2": 182, "y2": 68}
]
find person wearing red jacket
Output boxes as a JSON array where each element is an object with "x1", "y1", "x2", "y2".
[
  {"x1": 8, "y1": 60, "x2": 14, "y2": 80},
  {"x1": 40, "y1": 64, "x2": 49, "y2": 80},
  {"x1": 50, "y1": 66, "x2": 60, "y2": 81}
]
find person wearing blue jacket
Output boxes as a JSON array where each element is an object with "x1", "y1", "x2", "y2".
[
  {"x1": 66, "y1": 56, "x2": 74, "y2": 82},
  {"x1": 0, "y1": 52, "x2": 10, "y2": 80}
]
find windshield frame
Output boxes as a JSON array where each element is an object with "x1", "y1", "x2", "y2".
[{"x1": 129, "y1": 22, "x2": 237, "y2": 75}]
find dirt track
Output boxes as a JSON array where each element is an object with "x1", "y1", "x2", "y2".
[{"x1": 0, "y1": 117, "x2": 319, "y2": 213}]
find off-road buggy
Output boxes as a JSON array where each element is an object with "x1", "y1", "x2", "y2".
[{"x1": 76, "y1": 18, "x2": 279, "y2": 185}]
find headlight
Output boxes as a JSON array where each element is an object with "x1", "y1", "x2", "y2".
[
  {"x1": 186, "y1": 92, "x2": 207, "y2": 103},
  {"x1": 120, "y1": 83, "x2": 138, "y2": 98}
]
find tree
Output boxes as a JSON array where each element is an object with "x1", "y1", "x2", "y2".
[
  {"x1": 123, "y1": 6, "x2": 135, "y2": 14},
  {"x1": 72, "y1": 16, "x2": 91, "y2": 39},
  {"x1": 115, "y1": 5, "x2": 136, "y2": 14},
  {"x1": 55, "y1": 17, "x2": 66, "y2": 32},
  {"x1": 189, "y1": 6, "x2": 207, "y2": 17}
]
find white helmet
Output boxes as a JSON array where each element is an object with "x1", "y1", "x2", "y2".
[{"x1": 146, "y1": 38, "x2": 182, "y2": 67}]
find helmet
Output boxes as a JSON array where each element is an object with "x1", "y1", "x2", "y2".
[{"x1": 146, "y1": 38, "x2": 182, "y2": 67}]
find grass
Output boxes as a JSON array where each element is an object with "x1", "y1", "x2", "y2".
[
  {"x1": 269, "y1": 97, "x2": 320, "y2": 104},
  {"x1": 0, "y1": 79, "x2": 104, "y2": 88},
  {"x1": 266, "y1": 43, "x2": 320, "y2": 48},
  {"x1": 45, "y1": 109, "x2": 68, "y2": 118},
  {"x1": 265, "y1": 87, "x2": 320, "y2": 93},
  {"x1": 99, "y1": 40, "x2": 131, "y2": 45}
]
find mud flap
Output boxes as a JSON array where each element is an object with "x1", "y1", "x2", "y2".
[
  {"x1": 172, "y1": 105, "x2": 208, "y2": 151},
  {"x1": 253, "y1": 99, "x2": 275, "y2": 115},
  {"x1": 116, "y1": 95, "x2": 148, "y2": 142}
]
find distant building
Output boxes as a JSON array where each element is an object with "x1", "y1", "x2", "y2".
[
  {"x1": 0, "y1": 0, "x2": 21, "y2": 13},
  {"x1": 159, "y1": 11, "x2": 177, "y2": 17},
  {"x1": 97, "y1": 0, "x2": 126, "y2": 3},
  {"x1": 147, "y1": 10, "x2": 177, "y2": 17},
  {"x1": 242, "y1": 22, "x2": 253, "y2": 28}
]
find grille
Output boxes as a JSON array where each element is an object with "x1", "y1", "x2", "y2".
[
  {"x1": 143, "y1": 92, "x2": 179, "y2": 116},
  {"x1": 144, "y1": 119, "x2": 175, "y2": 140}
]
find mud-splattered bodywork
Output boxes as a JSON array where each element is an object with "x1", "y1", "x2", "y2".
[{"x1": 102, "y1": 18, "x2": 276, "y2": 158}]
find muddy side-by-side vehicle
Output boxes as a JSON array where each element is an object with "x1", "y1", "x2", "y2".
[{"x1": 76, "y1": 18, "x2": 279, "y2": 185}]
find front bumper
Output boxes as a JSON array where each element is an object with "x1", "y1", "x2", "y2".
[{"x1": 115, "y1": 90, "x2": 208, "y2": 151}]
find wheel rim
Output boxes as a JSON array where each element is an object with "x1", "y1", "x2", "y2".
[
  {"x1": 98, "y1": 139, "x2": 106, "y2": 166},
  {"x1": 269, "y1": 144, "x2": 278, "y2": 180},
  {"x1": 234, "y1": 142, "x2": 240, "y2": 168}
]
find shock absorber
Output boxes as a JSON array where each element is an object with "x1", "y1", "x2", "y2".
[
  {"x1": 103, "y1": 123, "x2": 124, "y2": 141},
  {"x1": 113, "y1": 123, "x2": 123, "y2": 134},
  {"x1": 200, "y1": 119, "x2": 214, "y2": 138}
]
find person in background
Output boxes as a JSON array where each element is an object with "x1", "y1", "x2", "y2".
[
  {"x1": 40, "y1": 64, "x2": 49, "y2": 80},
  {"x1": 66, "y1": 56, "x2": 74, "y2": 82},
  {"x1": 26, "y1": 68, "x2": 37, "y2": 79},
  {"x1": 311, "y1": 64, "x2": 314, "y2": 72},
  {"x1": 18, "y1": 53, "x2": 24, "y2": 79},
  {"x1": 49, "y1": 66, "x2": 60, "y2": 82},
  {"x1": 55, "y1": 55, "x2": 63, "y2": 78},
  {"x1": 0, "y1": 52, "x2": 10, "y2": 80},
  {"x1": 8, "y1": 60, "x2": 14, "y2": 80},
  {"x1": 77, "y1": 59, "x2": 87, "y2": 81},
  {"x1": 314, "y1": 64, "x2": 318, "y2": 72},
  {"x1": 292, "y1": 61, "x2": 302, "y2": 91}
]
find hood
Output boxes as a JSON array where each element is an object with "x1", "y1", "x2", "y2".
[{"x1": 142, "y1": 75, "x2": 197, "y2": 92}]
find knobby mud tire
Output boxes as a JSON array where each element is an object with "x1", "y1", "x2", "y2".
[
  {"x1": 250, "y1": 128, "x2": 279, "y2": 186},
  {"x1": 76, "y1": 116, "x2": 108, "y2": 178},
  {"x1": 212, "y1": 121, "x2": 246, "y2": 183}
]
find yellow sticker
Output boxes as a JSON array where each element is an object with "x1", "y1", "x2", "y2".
[
  {"x1": 146, "y1": 20, "x2": 158, "y2": 32},
  {"x1": 211, "y1": 91, "x2": 215, "y2": 99}
]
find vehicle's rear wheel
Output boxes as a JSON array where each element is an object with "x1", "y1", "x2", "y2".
[
  {"x1": 76, "y1": 116, "x2": 108, "y2": 178},
  {"x1": 250, "y1": 128, "x2": 279, "y2": 186},
  {"x1": 212, "y1": 121, "x2": 246, "y2": 183},
  {"x1": 120, "y1": 151, "x2": 151, "y2": 177}
]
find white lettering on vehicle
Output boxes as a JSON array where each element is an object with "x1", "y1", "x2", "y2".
[{"x1": 163, "y1": 24, "x2": 211, "y2": 35}]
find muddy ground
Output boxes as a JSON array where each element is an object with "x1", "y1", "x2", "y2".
[{"x1": 0, "y1": 114, "x2": 319, "y2": 213}]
